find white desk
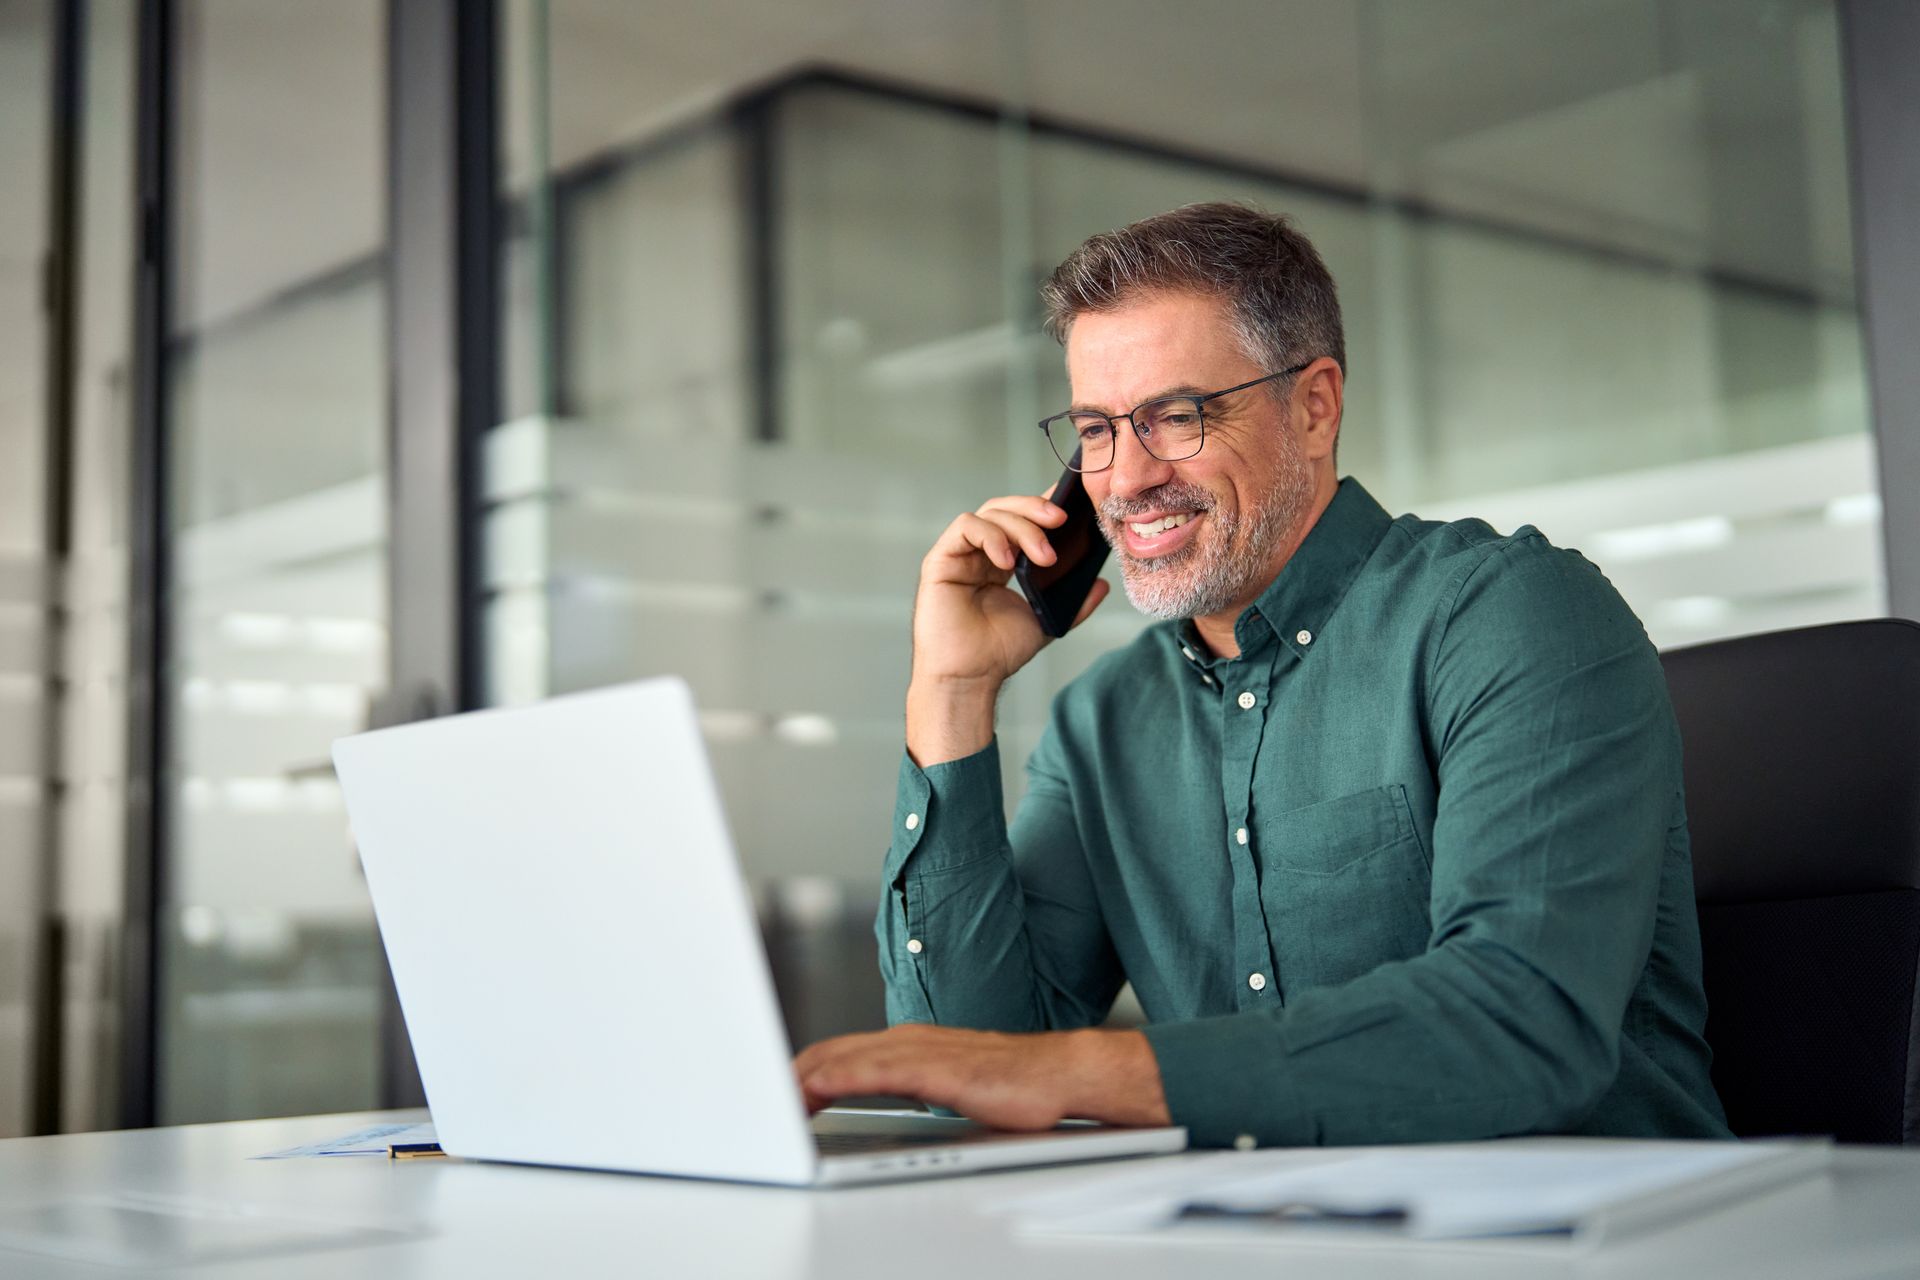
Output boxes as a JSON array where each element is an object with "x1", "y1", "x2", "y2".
[{"x1": 1, "y1": 1110, "x2": 1916, "y2": 1277}]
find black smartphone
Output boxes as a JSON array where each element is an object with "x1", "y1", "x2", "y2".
[{"x1": 1013, "y1": 458, "x2": 1111, "y2": 639}]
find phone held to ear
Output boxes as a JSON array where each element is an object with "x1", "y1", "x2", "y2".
[{"x1": 1014, "y1": 459, "x2": 1111, "y2": 639}]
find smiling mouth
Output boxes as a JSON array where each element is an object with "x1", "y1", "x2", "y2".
[
  {"x1": 1127, "y1": 512, "x2": 1193, "y2": 538},
  {"x1": 1114, "y1": 509, "x2": 1205, "y2": 560}
]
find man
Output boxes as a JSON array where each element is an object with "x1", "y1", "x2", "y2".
[{"x1": 793, "y1": 203, "x2": 1730, "y2": 1148}]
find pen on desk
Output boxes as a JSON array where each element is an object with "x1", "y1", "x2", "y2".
[{"x1": 389, "y1": 1142, "x2": 446, "y2": 1159}]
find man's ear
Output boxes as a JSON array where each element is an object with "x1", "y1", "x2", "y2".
[{"x1": 1298, "y1": 357, "x2": 1344, "y2": 463}]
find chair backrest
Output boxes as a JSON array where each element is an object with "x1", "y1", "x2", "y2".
[{"x1": 1661, "y1": 618, "x2": 1920, "y2": 1144}]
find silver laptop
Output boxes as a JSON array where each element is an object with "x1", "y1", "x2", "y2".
[{"x1": 331, "y1": 677, "x2": 1186, "y2": 1186}]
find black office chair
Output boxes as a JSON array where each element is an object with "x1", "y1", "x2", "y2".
[{"x1": 1661, "y1": 618, "x2": 1920, "y2": 1144}]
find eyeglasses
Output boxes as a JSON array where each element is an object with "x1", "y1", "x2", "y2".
[{"x1": 1039, "y1": 362, "x2": 1314, "y2": 473}]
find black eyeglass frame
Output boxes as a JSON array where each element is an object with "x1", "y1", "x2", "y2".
[{"x1": 1038, "y1": 360, "x2": 1317, "y2": 473}]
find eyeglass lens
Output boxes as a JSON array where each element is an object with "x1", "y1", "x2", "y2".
[{"x1": 1045, "y1": 397, "x2": 1205, "y2": 471}]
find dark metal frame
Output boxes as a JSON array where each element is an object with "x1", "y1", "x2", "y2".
[
  {"x1": 734, "y1": 90, "x2": 782, "y2": 443},
  {"x1": 31, "y1": 0, "x2": 86, "y2": 1137},
  {"x1": 120, "y1": 0, "x2": 175, "y2": 1130},
  {"x1": 1841, "y1": 0, "x2": 1920, "y2": 622},
  {"x1": 1043, "y1": 363, "x2": 1315, "y2": 472},
  {"x1": 378, "y1": 0, "x2": 500, "y2": 1108},
  {"x1": 386, "y1": 0, "x2": 496, "y2": 720}
]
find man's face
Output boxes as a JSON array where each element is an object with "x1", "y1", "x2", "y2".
[{"x1": 1065, "y1": 290, "x2": 1316, "y2": 623}]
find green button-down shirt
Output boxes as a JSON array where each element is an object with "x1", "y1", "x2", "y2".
[{"x1": 878, "y1": 477, "x2": 1729, "y2": 1148}]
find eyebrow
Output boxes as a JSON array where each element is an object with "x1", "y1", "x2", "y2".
[{"x1": 1066, "y1": 385, "x2": 1211, "y2": 415}]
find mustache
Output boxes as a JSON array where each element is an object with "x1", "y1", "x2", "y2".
[{"x1": 1100, "y1": 482, "x2": 1217, "y2": 524}]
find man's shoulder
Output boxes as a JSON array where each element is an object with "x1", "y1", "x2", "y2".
[
  {"x1": 1378, "y1": 508, "x2": 1547, "y2": 580},
  {"x1": 1376, "y1": 510, "x2": 1619, "y2": 614},
  {"x1": 1375, "y1": 510, "x2": 1648, "y2": 659}
]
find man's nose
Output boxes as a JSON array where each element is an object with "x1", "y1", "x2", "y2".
[{"x1": 1105, "y1": 422, "x2": 1176, "y2": 501}]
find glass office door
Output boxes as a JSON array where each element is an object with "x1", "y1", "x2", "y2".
[{"x1": 156, "y1": 0, "x2": 390, "y2": 1123}]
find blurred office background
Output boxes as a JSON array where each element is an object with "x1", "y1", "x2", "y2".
[{"x1": 2, "y1": 0, "x2": 1917, "y2": 1134}]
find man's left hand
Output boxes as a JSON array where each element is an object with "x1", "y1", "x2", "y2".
[{"x1": 793, "y1": 1024, "x2": 1171, "y2": 1130}]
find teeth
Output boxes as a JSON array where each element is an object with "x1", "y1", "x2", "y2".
[{"x1": 1129, "y1": 513, "x2": 1193, "y2": 537}]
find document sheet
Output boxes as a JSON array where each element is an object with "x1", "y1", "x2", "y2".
[
  {"x1": 252, "y1": 1122, "x2": 438, "y2": 1160},
  {"x1": 1003, "y1": 1138, "x2": 1826, "y2": 1245}
]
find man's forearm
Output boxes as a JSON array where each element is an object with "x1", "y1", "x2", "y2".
[{"x1": 905, "y1": 676, "x2": 1000, "y2": 767}]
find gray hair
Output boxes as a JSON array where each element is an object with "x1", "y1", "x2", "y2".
[{"x1": 1039, "y1": 202, "x2": 1346, "y2": 382}]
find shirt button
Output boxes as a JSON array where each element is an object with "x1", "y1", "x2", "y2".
[
  {"x1": 906, "y1": 939, "x2": 924, "y2": 954},
  {"x1": 1200, "y1": 674, "x2": 1214, "y2": 686},
  {"x1": 1234, "y1": 1134, "x2": 1258, "y2": 1152},
  {"x1": 1180, "y1": 645, "x2": 1196, "y2": 662},
  {"x1": 904, "y1": 812, "x2": 919, "y2": 830},
  {"x1": 1237, "y1": 691, "x2": 1256, "y2": 710},
  {"x1": 1248, "y1": 972, "x2": 1267, "y2": 991},
  {"x1": 1235, "y1": 827, "x2": 1248, "y2": 846},
  {"x1": 1296, "y1": 629, "x2": 1313, "y2": 646}
]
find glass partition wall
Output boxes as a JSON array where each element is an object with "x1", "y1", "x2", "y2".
[
  {"x1": 489, "y1": 0, "x2": 1877, "y2": 1050},
  {"x1": 155, "y1": 0, "x2": 390, "y2": 1123}
]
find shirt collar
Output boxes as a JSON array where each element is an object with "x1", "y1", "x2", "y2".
[{"x1": 1175, "y1": 476, "x2": 1394, "y2": 668}]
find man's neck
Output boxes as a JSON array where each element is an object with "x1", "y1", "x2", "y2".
[
  {"x1": 1188, "y1": 476, "x2": 1339, "y2": 661},
  {"x1": 1190, "y1": 609, "x2": 1245, "y2": 660}
]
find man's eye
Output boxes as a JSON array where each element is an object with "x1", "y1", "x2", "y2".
[{"x1": 1077, "y1": 422, "x2": 1110, "y2": 442}]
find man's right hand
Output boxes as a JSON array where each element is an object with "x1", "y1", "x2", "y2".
[{"x1": 905, "y1": 493, "x2": 1110, "y2": 767}]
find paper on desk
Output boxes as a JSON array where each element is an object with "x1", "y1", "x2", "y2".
[
  {"x1": 252, "y1": 1122, "x2": 437, "y2": 1160},
  {"x1": 1002, "y1": 1139, "x2": 1827, "y2": 1243}
]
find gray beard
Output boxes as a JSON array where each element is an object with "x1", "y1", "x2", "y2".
[{"x1": 1100, "y1": 446, "x2": 1314, "y2": 623}]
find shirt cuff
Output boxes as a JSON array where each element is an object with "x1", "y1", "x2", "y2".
[
  {"x1": 882, "y1": 740, "x2": 1006, "y2": 884},
  {"x1": 1143, "y1": 1013, "x2": 1315, "y2": 1149}
]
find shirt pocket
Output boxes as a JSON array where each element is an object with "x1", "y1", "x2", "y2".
[
  {"x1": 1258, "y1": 784, "x2": 1431, "y2": 990},
  {"x1": 1269, "y1": 784, "x2": 1421, "y2": 875}
]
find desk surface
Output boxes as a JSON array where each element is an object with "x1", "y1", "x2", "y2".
[{"x1": 1, "y1": 1111, "x2": 1917, "y2": 1278}]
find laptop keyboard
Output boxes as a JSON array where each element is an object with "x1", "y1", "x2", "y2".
[{"x1": 814, "y1": 1130, "x2": 978, "y2": 1156}]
